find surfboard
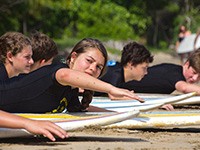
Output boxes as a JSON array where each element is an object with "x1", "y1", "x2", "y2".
[
  {"x1": 105, "y1": 111, "x2": 200, "y2": 129},
  {"x1": 90, "y1": 92, "x2": 196, "y2": 112},
  {"x1": 0, "y1": 110, "x2": 139, "y2": 138},
  {"x1": 177, "y1": 33, "x2": 200, "y2": 54}
]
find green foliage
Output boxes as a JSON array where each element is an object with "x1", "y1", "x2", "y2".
[
  {"x1": 1, "y1": 0, "x2": 200, "y2": 50},
  {"x1": 75, "y1": 0, "x2": 137, "y2": 40},
  {"x1": 53, "y1": 37, "x2": 81, "y2": 50},
  {"x1": 106, "y1": 47, "x2": 121, "y2": 55},
  {"x1": 158, "y1": 41, "x2": 168, "y2": 49}
]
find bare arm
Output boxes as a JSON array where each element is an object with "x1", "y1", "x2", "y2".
[
  {"x1": 0, "y1": 110, "x2": 68, "y2": 141},
  {"x1": 175, "y1": 81, "x2": 200, "y2": 95},
  {"x1": 159, "y1": 80, "x2": 200, "y2": 111},
  {"x1": 175, "y1": 40, "x2": 180, "y2": 52},
  {"x1": 56, "y1": 68, "x2": 142, "y2": 100},
  {"x1": 108, "y1": 93, "x2": 144, "y2": 102},
  {"x1": 87, "y1": 105, "x2": 114, "y2": 112}
]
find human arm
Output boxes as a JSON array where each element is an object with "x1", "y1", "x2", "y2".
[
  {"x1": 175, "y1": 80, "x2": 200, "y2": 95},
  {"x1": 108, "y1": 93, "x2": 144, "y2": 102},
  {"x1": 159, "y1": 104, "x2": 174, "y2": 111},
  {"x1": 87, "y1": 105, "x2": 114, "y2": 112},
  {"x1": 0, "y1": 110, "x2": 68, "y2": 141},
  {"x1": 55, "y1": 68, "x2": 142, "y2": 100},
  {"x1": 175, "y1": 40, "x2": 180, "y2": 53}
]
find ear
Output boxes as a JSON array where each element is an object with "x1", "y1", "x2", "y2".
[
  {"x1": 6, "y1": 52, "x2": 14, "y2": 63},
  {"x1": 185, "y1": 61, "x2": 189, "y2": 68},
  {"x1": 39, "y1": 59, "x2": 46, "y2": 65},
  {"x1": 127, "y1": 61, "x2": 133, "y2": 67},
  {"x1": 70, "y1": 52, "x2": 77, "y2": 64}
]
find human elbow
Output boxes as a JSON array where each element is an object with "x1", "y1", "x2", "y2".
[{"x1": 56, "y1": 69, "x2": 70, "y2": 85}]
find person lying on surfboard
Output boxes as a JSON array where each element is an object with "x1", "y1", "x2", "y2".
[
  {"x1": 0, "y1": 33, "x2": 143, "y2": 113},
  {"x1": 94, "y1": 41, "x2": 153, "y2": 101},
  {"x1": 0, "y1": 32, "x2": 34, "y2": 78},
  {"x1": 0, "y1": 110, "x2": 68, "y2": 141},
  {"x1": 119, "y1": 49, "x2": 200, "y2": 110},
  {"x1": 0, "y1": 32, "x2": 69, "y2": 141}
]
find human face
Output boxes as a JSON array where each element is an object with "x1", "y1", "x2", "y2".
[
  {"x1": 183, "y1": 63, "x2": 200, "y2": 83},
  {"x1": 70, "y1": 48, "x2": 105, "y2": 78},
  {"x1": 180, "y1": 25, "x2": 186, "y2": 32},
  {"x1": 10, "y1": 45, "x2": 34, "y2": 75},
  {"x1": 130, "y1": 62, "x2": 149, "y2": 81}
]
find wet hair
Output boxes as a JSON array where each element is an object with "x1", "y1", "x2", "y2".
[
  {"x1": 30, "y1": 32, "x2": 58, "y2": 63},
  {"x1": 121, "y1": 41, "x2": 153, "y2": 67},
  {"x1": 66, "y1": 38, "x2": 108, "y2": 111},
  {"x1": 66, "y1": 38, "x2": 108, "y2": 74},
  {"x1": 186, "y1": 49, "x2": 200, "y2": 73},
  {"x1": 0, "y1": 32, "x2": 31, "y2": 64}
]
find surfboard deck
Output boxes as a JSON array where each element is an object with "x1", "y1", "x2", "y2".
[
  {"x1": 0, "y1": 110, "x2": 139, "y2": 138},
  {"x1": 105, "y1": 111, "x2": 200, "y2": 129},
  {"x1": 177, "y1": 33, "x2": 200, "y2": 54},
  {"x1": 90, "y1": 92, "x2": 196, "y2": 112}
]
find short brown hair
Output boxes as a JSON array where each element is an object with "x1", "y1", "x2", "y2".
[
  {"x1": 121, "y1": 41, "x2": 153, "y2": 67},
  {"x1": 186, "y1": 49, "x2": 200, "y2": 73},
  {"x1": 30, "y1": 32, "x2": 58, "y2": 63},
  {"x1": 0, "y1": 32, "x2": 31, "y2": 63}
]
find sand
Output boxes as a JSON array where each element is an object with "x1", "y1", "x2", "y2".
[{"x1": 1, "y1": 52, "x2": 200, "y2": 150}]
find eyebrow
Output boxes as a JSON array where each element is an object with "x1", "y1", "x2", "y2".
[{"x1": 88, "y1": 55, "x2": 104, "y2": 67}]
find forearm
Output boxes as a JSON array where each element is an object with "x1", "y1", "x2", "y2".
[
  {"x1": 56, "y1": 68, "x2": 113, "y2": 93},
  {"x1": 0, "y1": 110, "x2": 29, "y2": 129},
  {"x1": 176, "y1": 81, "x2": 200, "y2": 95},
  {"x1": 88, "y1": 105, "x2": 114, "y2": 112}
]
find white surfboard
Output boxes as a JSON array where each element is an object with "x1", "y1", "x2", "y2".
[
  {"x1": 177, "y1": 33, "x2": 200, "y2": 54},
  {"x1": 105, "y1": 111, "x2": 200, "y2": 129},
  {"x1": 90, "y1": 92, "x2": 196, "y2": 112},
  {"x1": 0, "y1": 110, "x2": 139, "y2": 138},
  {"x1": 173, "y1": 96, "x2": 200, "y2": 105}
]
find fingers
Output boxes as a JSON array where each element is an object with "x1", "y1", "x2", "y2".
[
  {"x1": 27, "y1": 120, "x2": 68, "y2": 141},
  {"x1": 127, "y1": 90, "x2": 144, "y2": 103},
  {"x1": 160, "y1": 104, "x2": 174, "y2": 111},
  {"x1": 135, "y1": 96, "x2": 145, "y2": 103},
  {"x1": 44, "y1": 122, "x2": 68, "y2": 140}
]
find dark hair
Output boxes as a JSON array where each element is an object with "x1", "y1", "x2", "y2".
[
  {"x1": 186, "y1": 49, "x2": 200, "y2": 73},
  {"x1": 0, "y1": 32, "x2": 31, "y2": 63},
  {"x1": 66, "y1": 38, "x2": 108, "y2": 74},
  {"x1": 30, "y1": 32, "x2": 58, "y2": 62},
  {"x1": 121, "y1": 41, "x2": 153, "y2": 67}
]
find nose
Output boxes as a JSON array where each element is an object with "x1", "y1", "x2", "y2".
[
  {"x1": 144, "y1": 70, "x2": 148, "y2": 75},
  {"x1": 29, "y1": 58, "x2": 34, "y2": 65},
  {"x1": 89, "y1": 63, "x2": 97, "y2": 72},
  {"x1": 192, "y1": 74, "x2": 199, "y2": 82}
]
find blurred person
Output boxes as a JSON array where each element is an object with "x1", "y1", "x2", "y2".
[{"x1": 175, "y1": 25, "x2": 192, "y2": 65}]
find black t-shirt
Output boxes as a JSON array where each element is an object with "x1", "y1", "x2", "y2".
[
  {"x1": 95, "y1": 62, "x2": 124, "y2": 96},
  {"x1": 0, "y1": 63, "x2": 80, "y2": 113},
  {"x1": 120, "y1": 63, "x2": 186, "y2": 94}
]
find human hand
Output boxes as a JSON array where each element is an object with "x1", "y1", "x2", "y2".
[
  {"x1": 108, "y1": 87, "x2": 145, "y2": 103},
  {"x1": 160, "y1": 104, "x2": 174, "y2": 111},
  {"x1": 24, "y1": 119, "x2": 68, "y2": 141}
]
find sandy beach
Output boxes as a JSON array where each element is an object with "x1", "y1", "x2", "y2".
[{"x1": 1, "y1": 52, "x2": 200, "y2": 150}]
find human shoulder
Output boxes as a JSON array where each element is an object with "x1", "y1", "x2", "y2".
[
  {"x1": 0, "y1": 63, "x2": 9, "y2": 80},
  {"x1": 149, "y1": 63, "x2": 180, "y2": 70}
]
